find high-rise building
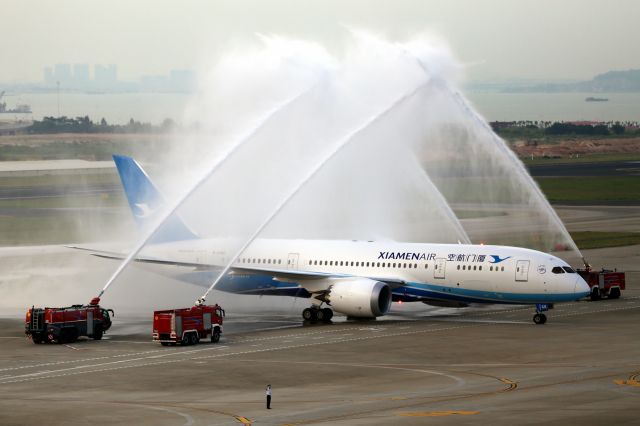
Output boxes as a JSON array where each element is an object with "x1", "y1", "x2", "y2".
[
  {"x1": 73, "y1": 64, "x2": 90, "y2": 84},
  {"x1": 94, "y1": 64, "x2": 118, "y2": 88},
  {"x1": 43, "y1": 67, "x2": 54, "y2": 85},
  {"x1": 54, "y1": 64, "x2": 72, "y2": 83}
]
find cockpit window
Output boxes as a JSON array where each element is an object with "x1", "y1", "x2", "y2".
[
  {"x1": 551, "y1": 266, "x2": 565, "y2": 274},
  {"x1": 562, "y1": 266, "x2": 576, "y2": 273}
]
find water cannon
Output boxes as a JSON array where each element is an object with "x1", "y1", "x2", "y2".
[
  {"x1": 582, "y1": 257, "x2": 591, "y2": 272},
  {"x1": 194, "y1": 297, "x2": 206, "y2": 307},
  {"x1": 90, "y1": 297, "x2": 101, "y2": 306}
]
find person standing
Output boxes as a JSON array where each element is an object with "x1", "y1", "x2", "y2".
[{"x1": 266, "y1": 384, "x2": 272, "y2": 409}]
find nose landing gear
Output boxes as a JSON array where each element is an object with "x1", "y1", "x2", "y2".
[{"x1": 533, "y1": 303, "x2": 551, "y2": 325}]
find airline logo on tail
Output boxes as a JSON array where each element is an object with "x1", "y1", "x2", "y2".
[{"x1": 134, "y1": 203, "x2": 156, "y2": 219}]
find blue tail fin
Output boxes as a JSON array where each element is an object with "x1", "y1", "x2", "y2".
[{"x1": 113, "y1": 155, "x2": 198, "y2": 243}]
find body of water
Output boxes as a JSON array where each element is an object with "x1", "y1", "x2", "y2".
[{"x1": 1, "y1": 91, "x2": 639, "y2": 125}]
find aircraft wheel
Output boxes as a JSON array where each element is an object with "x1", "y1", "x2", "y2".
[
  {"x1": 302, "y1": 308, "x2": 316, "y2": 322},
  {"x1": 322, "y1": 308, "x2": 333, "y2": 322},
  {"x1": 533, "y1": 313, "x2": 547, "y2": 325},
  {"x1": 316, "y1": 308, "x2": 325, "y2": 321}
]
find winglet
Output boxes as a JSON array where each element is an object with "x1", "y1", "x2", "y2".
[{"x1": 113, "y1": 155, "x2": 198, "y2": 242}]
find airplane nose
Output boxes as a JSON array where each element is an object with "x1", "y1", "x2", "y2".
[{"x1": 574, "y1": 276, "x2": 590, "y2": 298}]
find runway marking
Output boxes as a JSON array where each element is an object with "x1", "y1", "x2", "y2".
[
  {"x1": 63, "y1": 344, "x2": 80, "y2": 351},
  {"x1": 614, "y1": 372, "x2": 640, "y2": 387},
  {"x1": 397, "y1": 410, "x2": 479, "y2": 417},
  {"x1": 499, "y1": 377, "x2": 518, "y2": 392},
  {"x1": 234, "y1": 415, "x2": 252, "y2": 424},
  {"x1": 0, "y1": 323, "x2": 487, "y2": 385}
]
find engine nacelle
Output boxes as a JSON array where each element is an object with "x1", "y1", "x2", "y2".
[{"x1": 328, "y1": 279, "x2": 392, "y2": 318}]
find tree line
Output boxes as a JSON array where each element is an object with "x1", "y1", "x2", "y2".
[{"x1": 27, "y1": 116, "x2": 177, "y2": 134}]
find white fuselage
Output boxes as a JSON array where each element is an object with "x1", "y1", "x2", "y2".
[{"x1": 141, "y1": 238, "x2": 590, "y2": 306}]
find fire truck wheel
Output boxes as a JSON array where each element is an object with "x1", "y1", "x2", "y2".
[
  {"x1": 609, "y1": 287, "x2": 621, "y2": 299},
  {"x1": 47, "y1": 332, "x2": 57, "y2": 344},
  {"x1": 32, "y1": 334, "x2": 44, "y2": 344},
  {"x1": 211, "y1": 329, "x2": 221, "y2": 343},
  {"x1": 188, "y1": 333, "x2": 198, "y2": 346},
  {"x1": 93, "y1": 327, "x2": 103, "y2": 340},
  {"x1": 590, "y1": 288, "x2": 601, "y2": 301},
  {"x1": 181, "y1": 335, "x2": 190, "y2": 346}
]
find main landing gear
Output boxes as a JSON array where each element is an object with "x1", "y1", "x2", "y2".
[
  {"x1": 302, "y1": 306, "x2": 333, "y2": 323},
  {"x1": 533, "y1": 303, "x2": 550, "y2": 325}
]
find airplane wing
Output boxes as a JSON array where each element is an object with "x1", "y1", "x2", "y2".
[{"x1": 66, "y1": 245, "x2": 406, "y2": 292}]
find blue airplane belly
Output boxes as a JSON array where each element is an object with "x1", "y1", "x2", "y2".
[{"x1": 174, "y1": 271, "x2": 577, "y2": 305}]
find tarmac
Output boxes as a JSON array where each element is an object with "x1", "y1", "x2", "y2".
[
  {"x1": 0, "y1": 285, "x2": 638, "y2": 426},
  {"x1": 0, "y1": 166, "x2": 638, "y2": 424}
]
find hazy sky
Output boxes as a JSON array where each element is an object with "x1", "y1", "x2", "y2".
[{"x1": 3, "y1": 0, "x2": 639, "y2": 83}]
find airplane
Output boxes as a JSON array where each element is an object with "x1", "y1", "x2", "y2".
[{"x1": 71, "y1": 155, "x2": 591, "y2": 325}]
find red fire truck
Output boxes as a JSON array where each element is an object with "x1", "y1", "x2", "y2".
[
  {"x1": 577, "y1": 268, "x2": 626, "y2": 300},
  {"x1": 25, "y1": 298, "x2": 114, "y2": 344},
  {"x1": 153, "y1": 304, "x2": 225, "y2": 346}
]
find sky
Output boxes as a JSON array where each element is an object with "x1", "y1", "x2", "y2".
[{"x1": 2, "y1": 0, "x2": 639, "y2": 83}]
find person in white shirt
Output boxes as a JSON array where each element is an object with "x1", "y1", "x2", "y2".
[{"x1": 266, "y1": 384, "x2": 272, "y2": 409}]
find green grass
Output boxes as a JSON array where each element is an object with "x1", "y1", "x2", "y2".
[
  {"x1": 522, "y1": 153, "x2": 640, "y2": 165},
  {"x1": 0, "y1": 172, "x2": 119, "y2": 188},
  {"x1": 535, "y1": 176, "x2": 640, "y2": 203},
  {"x1": 570, "y1": 231, "x2": 640, "y2": 250},
  {"x1": 0, "y1": 212, "x2": 132, "y2": 246}
]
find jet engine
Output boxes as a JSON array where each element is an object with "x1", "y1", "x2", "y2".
[{"x1": 327, "y1": 279, "x2": 392, "y2": 318}]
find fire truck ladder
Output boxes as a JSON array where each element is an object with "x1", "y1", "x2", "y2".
[{"x1": 31, "y1": 308, "x2": 40, "y2": 330}]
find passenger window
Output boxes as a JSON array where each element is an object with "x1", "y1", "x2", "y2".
[
  {"x1": 324, "y1": 261, "x2": 328, "y2": 265},
  {"x1": 501, "y1": 266, "x2": 504, "y2": 271},
  {"x1": 457, "y1": 265, "x2": 460, "y2": 270},
  {"x1": 377, "y1": 262, "x2": 380, "y2": 267},
  {"x1": 562, "y1": 266, "x2": 576, "y2": 273},
  {"x1": 479, "y1": 266, "x2": 482, "y2": 271},
  {"x1": 366, "y1": 262, "x2": 370, "y2": 267},
  {"x1": 403, "y1": 263, "x2": 407, "y2": 268},
  {"x1": 517, "y1": 267, "x2": 519, "y2": 272},
  {"x1": 473, "y1": 265, "x2": 476, "y2": 271},
  {"x1": 382, "y1": 263, "x2": 386, "y2": 267},
  {"x1": 393, "y1": 263, "x2": 397, "y2": 268},
  {"x1": 552, "y1": 266, "x2": 565, "y2": 274}
]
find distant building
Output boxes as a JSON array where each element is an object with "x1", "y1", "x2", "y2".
[
  {"x1": 43, "y1": 67, "x2": 54, "y2": 85},
  {"x1": 94, "y1": 64, "x2": 118, "y2": 88},
  {"x1": 73, "y1": 64, "x2": 90, "y2": 85},
  {"x1": 169, "y1": 69, "x2": 197, "y2": 92},
  {"x1": 54, "y1": 64, "x2": 72, "y2": 84}
]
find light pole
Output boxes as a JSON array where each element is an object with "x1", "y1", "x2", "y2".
[{"x1": 56, "y1": 81, "x2": 60, "y2": 117}]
